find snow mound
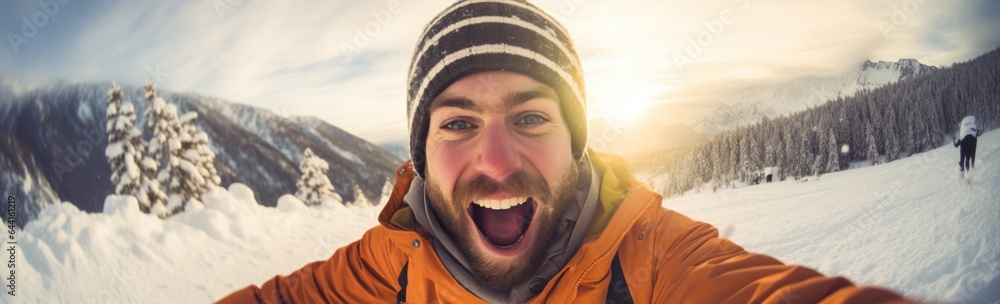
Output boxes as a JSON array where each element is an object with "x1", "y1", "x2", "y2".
[
  {"x1": 276, "y1": 194, "x2": 307, "y2": 212},
  {"x1": 102, "y1": 195, "x2": 141, "y2": 217},
  {"x1": 228, "y1": 183, "x2": 257, "y2": 205},
  {"x1": 7, "y1": 183, "x2": 381, "y2": 303}
]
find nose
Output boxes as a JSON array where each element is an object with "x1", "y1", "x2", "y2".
[{"x1": 476, "y1": 120, "x2": 521, "y2": 179}]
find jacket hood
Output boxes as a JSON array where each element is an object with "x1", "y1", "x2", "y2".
[{"x1": 959, "y1": 115, "x2": 978, "y2": 138}]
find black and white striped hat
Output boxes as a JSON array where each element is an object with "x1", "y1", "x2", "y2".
[{"x1": 407, "y1": 0, "x2": 588, "y2": 178}]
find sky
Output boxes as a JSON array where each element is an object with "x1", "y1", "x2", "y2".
[{"x1": 2, "y1": 0, "x2": 999, "y2": 145}]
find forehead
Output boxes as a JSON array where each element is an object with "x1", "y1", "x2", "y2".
[{"x1": 429, "y1": 72, "x2": 560, "y2": 113}]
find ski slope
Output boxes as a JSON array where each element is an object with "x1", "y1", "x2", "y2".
[
  {"x1": 664, "y1": 130, "x2": 1000, "y2": 303},
  {"x1": 4, "y1": 132, "x2": 998, "y2": 303}
]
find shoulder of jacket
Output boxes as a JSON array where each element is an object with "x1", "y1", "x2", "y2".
[
  {"x1": 622, "y1": 204, "x2": 722, "y2": 252},
  {"x1": 365, "y1": 225, "x2": 427, "y2": 257}
]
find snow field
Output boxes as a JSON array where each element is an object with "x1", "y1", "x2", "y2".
[
  {"x1": 664, "y1": 130, "x2": 1000, "y2": 302},
  {"x1": 5, "y1": 184, "x2": 381, "y2": 303}
]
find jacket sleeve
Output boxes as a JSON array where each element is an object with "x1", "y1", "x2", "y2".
[
  {"x1": 650, "y1": 209, "x2": 910, "y2": 304},
  {"x1": 215, "y1": 226, "x2": 408, "y2": 304}
]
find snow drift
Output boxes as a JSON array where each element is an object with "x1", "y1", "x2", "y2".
[{"x1": 5, "y1": 184, "x2": 380, "y2": 303}]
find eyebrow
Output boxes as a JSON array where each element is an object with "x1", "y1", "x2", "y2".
[
  {"x1": 431, "y1": 96, "x2": 480, "y2": 113},
  {"x1": 506, "y1": 88, "x2": 559, "y2": 109},
  {"x1": 429, "y1": 87, "x2": 560, "y2": 113}
]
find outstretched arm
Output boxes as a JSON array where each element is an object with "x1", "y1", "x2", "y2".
[
  {"x1": 643, "y1": 208, "x2": 910, "y2": 303},
  {"x1": 215, "y1": 226, "x2": 408, "y2": 303}
]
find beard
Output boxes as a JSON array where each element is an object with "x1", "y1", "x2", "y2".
[{"x1": 426, "y1": 163, "x2": 580, "y2": 292}]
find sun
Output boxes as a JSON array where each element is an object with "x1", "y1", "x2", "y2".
[{"x1": 588, "y1": 80, "x2": 654, "y2": 126}]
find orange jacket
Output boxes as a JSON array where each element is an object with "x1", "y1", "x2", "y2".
[{"x1": 218, "y1": 152, "x2": 909, "y2": 303}]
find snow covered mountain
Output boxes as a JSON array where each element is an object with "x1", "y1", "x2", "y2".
[
  {"x1": 376, "y1": 140, "x2": 411, "y2": 161},
  {"x1": 0, "y1": 80, "x2": 402, "y2": 227},
  {"x1": 692, "y1": 58, "x2": 937, "y2": 134}
]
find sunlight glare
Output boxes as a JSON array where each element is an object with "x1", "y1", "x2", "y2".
[{"x1": 588, "y1": 80, "x2": 655, "y2": 126}]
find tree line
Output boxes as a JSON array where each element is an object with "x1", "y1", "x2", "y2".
[{"x1": 633, "y1": 47, "x2": 1000, "y2": 197}]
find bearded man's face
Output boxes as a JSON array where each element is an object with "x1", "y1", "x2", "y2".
[{"x1": 424, "y1": 71, "x2": 579, "y2": 292}]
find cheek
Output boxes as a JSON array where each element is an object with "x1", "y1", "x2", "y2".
[
  {"x1": 520, "y1": 134, "x2": 574, "y2": 189},
  {"x1": 425, "y1": 140, "x2": 473, "y2": 198}
]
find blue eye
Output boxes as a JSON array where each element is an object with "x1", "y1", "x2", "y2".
[
  {"x1": 518, "y1": 114, "x2": 546, "y2": 125},
  {"x1": 442, "y1": 120, "x2": 473, "y2": 131}
]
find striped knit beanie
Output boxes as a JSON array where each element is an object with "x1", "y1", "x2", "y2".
[{"x1": 407, "y1": 0, "x2": 588, "y2": 178}]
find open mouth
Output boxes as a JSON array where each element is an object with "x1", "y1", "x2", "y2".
[{"x1": 467, "y1": 196, "x2": 537, "y2": 252}]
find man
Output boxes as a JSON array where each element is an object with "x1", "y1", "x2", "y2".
[
  {"x1": 219, "y1": 1, "x2": 909, "y2": 303},
  {"x1": 954, "y1": 115, "x2": 981, "y2": 178}
]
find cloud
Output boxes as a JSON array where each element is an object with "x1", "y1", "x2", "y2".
[{"x1": 1, "y1": 0, "x2": 997, "y2": 141}]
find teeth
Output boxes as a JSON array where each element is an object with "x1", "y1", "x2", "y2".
[
  {"x1": 499, "y1": 198, "x2": 511, "y2": 209},
  {"x1": 474, "y1": 197, "x2": 528, "y2": 210}
]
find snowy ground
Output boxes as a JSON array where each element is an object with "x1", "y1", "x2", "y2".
[
  {"x1": 4, "y1": 131, "x2": 998, "y2": 303},
  {"x1": 664, "y1": 130, "x2": 1000, "y2": 303},
  {"x1": 4, "y1": 185, "x2": 382, "y2": 303}
]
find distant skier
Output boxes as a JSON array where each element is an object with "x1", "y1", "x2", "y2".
[{"x1": 953, "y1": 116, "x2": 981, "y2": 178}]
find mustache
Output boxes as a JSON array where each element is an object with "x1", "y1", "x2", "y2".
[{"x1": 453, "y1": 171, "x2": 552, "y2": 205}]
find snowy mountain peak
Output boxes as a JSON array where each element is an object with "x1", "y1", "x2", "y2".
[
  {"x1": 860, "y1": 58, "x2": 934, "y2": 83},
  {"x1": 862, "y1": 58, "x2": 923, "y2": 70},
  {"x1": 692, "y1": 58, "x2": 937, "y2": 134}
]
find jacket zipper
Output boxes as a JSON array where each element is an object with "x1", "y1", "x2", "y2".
[{"x1": 566, "y1": 188, "x2": 656, "y2": 303}]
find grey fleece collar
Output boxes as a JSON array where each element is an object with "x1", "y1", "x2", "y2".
[{"x1": 405, "y1": 158, "x2": 600, "y2": 303}]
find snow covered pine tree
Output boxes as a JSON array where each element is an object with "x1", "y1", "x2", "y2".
[
  {"x1": 144, "y1": 82, "x2": 220, "y2": 217},
  {"x1": 174, "y1": 110, "x2": 222, "y2": 204},
  {"x1": 105, "y1": 82, "x2": 142, "y2": 198},
  {"x1": 145, "y1": 82, "x2": 180, "y2": 217},
  {"x1": 105, "y1": 82, "x2": 168, "y2": 212},
  {"x1": 866, "y1": 123, "x2": 880, "y2": 165},
  {"x1": 350, "y1": 184, "x2": 370, "y2": 206},
  {"x1": 824, "y1": 129, "x2": 840, "y2": 174},
  {"x1": 295, "y1": 148, "x2": 341, "y2": 206}
]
